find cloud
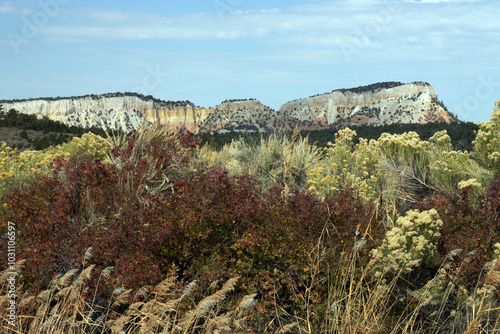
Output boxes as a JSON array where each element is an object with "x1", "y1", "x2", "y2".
[
  {"x1": 40, "y1": 2, "x2": 492, "y2": 39},
  {"x1": 0, "y1": 1, "x2": 34, "y2": 15},
  {"x1": 25, "y1": 0, "x2": 500, "y2": 68},
  {"x1": 0, "y1": 1, "x2": 15, "y2": 13},
  {"x1": 404, "y1": 0, "x2": 482, "y2": 2}
]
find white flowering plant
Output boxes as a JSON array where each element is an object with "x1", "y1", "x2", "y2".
[{"x1": 371, "y1": 209, "x2": 443, "y2": 276}]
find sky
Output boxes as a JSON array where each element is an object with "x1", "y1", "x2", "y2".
[{"x1": 1, "y1": 0, "x2": 499, "y2": 123}]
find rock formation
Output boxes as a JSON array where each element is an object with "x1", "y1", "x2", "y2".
[
  {"x1": 278, "y1": 81, "x2": 455, "y2": 130},
  {"x1": 0, "y1": 82, "x2": 456, "y2": 134},
  {"x1": 198, "y1": 99, "x2": 276, "y2": 133}
]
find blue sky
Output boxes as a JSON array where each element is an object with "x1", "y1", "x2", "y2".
[{"x1": 1, "y1": 0, "x2": 499, "y2": 123}]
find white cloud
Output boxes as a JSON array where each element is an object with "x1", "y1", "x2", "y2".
[
  {"x1": 404, "y1": 0, "x2": 481, "y2": 3},
  {"x1": 40, "y1": 2, "x2": 492, "y2": 39},
  {"x1": 23, "y1": 0, "x2": 500, "y2": 68},
  {"x1": 0, "y1": 1, "x2": 15, "y2": 13},
  {"x1": 0, "y1": 1, "x2": 34, "y2": 14}
]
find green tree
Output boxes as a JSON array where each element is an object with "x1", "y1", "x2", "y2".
[
  {"x1": 19, "y1": 130, "x2": 29, "y2": 140},
  {"x1": 6, "y1": 108, "x2": 19, "y2": 119}
]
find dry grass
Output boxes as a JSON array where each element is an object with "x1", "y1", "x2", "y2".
[
  {"x1": 106, "y1": 122, "x2": 190, "y2": 195},
  {"x1": 196, "y1": 128, "x2": 321, "y2": 190},
  {"x1": 4, "y1": 120, "x2": 500, "y2": 333},
  {"x1": 3, "y1": 238, "x2": 500, "y2": 333},
  {"x1": 266, "y1": 225, "x2": 500, "y2": 334},
  {"x1": 280, "y1": 224, "x2": 399, "y2": 334},
  {"x1": 0, "y1": 261, "x2": 256, "y2": 334}
]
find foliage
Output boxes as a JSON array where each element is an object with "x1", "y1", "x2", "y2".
[
  {"x1": 0, "y1": 108, "x2": 107, "y2": 150},
  {"x1": 62, "y1": 132, "x2": 112, "y2": 161},
  {"x1": 198, "y1": 121, "x2": 479, "y2": 152},
  {"x1": 307, "y1": 128, "x2": 380, "y2": 203},
  {"x1": 473, "y1": 99, "x2": 500, "y2": 178},
  {"x1": 197, "y1": 129, "x2": 320, "y2": 190},
  {"x1": 415, "y1": 179, "x2": 500, "y2": 289},
  {"x1": 1, "y1": 128, "x2": 200, "y2": 292},
  {"x1": 3, "y1": 100, "x2": 500, "y2": 332},
  {"x1": 1, "y1": 152, "x2": 378, "y2": 331},
  {"x1": 370, "y1": 209, "x2": 443, "y2": 276},
  {"x1": 0, "y1": 133, "x2": 113, "y2": 205},
  {"x1": 0, "y1": 143, "x2": 22, "y2": 201},
  {"x1": 0, "y1": 261, "x2": 257, "y2": 333},
  {"x1": 375, "y1": 129, "x2": 488, "y2": 224}
]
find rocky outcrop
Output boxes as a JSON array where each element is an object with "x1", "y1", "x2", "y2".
[
  {"x1": 0, "y1": 82, "x2": 456, "y2": 134},
  {"x1": 1, "y1": 94, "x2": 209, "y2": 132},
  {"x1": 198, "y1": 99, "x2": 276, "y2": 133},
  {"x1": 278, "y1": 81, "x2": 455, "y2": 130}
]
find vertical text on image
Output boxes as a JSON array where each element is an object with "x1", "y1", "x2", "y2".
[{"x1": 6, "y1": 221, "x2": 17, "y2": 327}]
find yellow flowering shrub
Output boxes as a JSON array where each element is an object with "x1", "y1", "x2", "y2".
[
  {"x1": 375, "y1": 132, "x2": 431, "y2": 220},
  {"x1": 457, "y1": 178, "x2": 485, "y2": 209},
  {"x1": 377, "y1": 131, "x2": 430, "y2": 168},
  {"x1": 457, "y1": 178, "x2": 482, "y2": 189},
  {"x1": 61, "y1": 132, "x2": 112, "y2": 160},
  {"x1": 473, "y1": 99, "x2": 500, "y2": 177},
  {"x1": 307, "y1": 128, "x2": 380, "y2": 202},
  {"x1": 0, "y1": 142, "x2": 67, "y2": 204},
  {"x1": 0, "y1": 143, "x2": 22, "y2": 198},
  {"x1": 371, "y1": 209, "x2": 443, "y2": 276},
  {"x1": 428, "y1": 131, "x2": 490, "y2": 193},
  {"x1": 375, "y1": 129, "x2": 488, "y2": 212},
  {"x1": 0, "y1": 132, "x2": 110, "y2": 204}
]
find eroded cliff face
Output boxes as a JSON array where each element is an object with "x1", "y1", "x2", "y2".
[
  {"x1": 1, "y1": 82, "x2": 456, "y2": 134},
  {"x1": 198, "y1": 99, "x2": 276, "y2": 133},
  {"x1": 278, "y1": 82, "x2": 454, "y2": 129},
  {"x1": 1, "y1": 96, "x2": 210, "y2": 132}
]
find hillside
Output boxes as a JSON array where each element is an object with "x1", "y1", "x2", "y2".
[
  {"x1": 198, "y1": 99, "x2": 276, "y2": 133},
  {"x1": 0, "y1": 82, "x2": 458, "y2": 134},
  {"x1": 0, "y1": 108, "x2": 106, "y2": 150},
  {"x1": 279, "y1": 81, "x2": 456, "y2": 129},
  {"x1": 0, "y1": 93, "x2": 208, "y2": 133}
]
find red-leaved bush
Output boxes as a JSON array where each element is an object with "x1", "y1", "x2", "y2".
[
  {"x1": 1, "y1": 131, "x2": 379, "y2": 317},
  {"x1": 415, "y1": 181, "x2": 500, "y2": 288}
]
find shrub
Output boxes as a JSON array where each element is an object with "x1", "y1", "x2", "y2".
[
  {"x1": 61, "y1": 132, "x2": 111, "y2": 160},
  {"x1": 307, "y1": 128, "x2": 380, "y2": 203},
  {"x1": 196, "y1": 130, "x2": 320, "y2": 190},
  {"x1": 370, "y1": 209, "x2": 443, "y2": 276},
  {"x1": 415, "y1": 180, "x2": 500, "y2": 289},
  {"x1": 1, "y1": 129, "x2": 201, "y2": 293},
  {"x1": 2, "y1": 156, "x2": 168, "y2": 291},
  {"x1": 1, "y1": 153, "x2": 378, "y2": 321},
  {"x1": 473, "y1": 99, "x2": 500, "y2": 178}
]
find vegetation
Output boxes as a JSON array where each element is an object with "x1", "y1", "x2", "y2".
[
  {"x1": 220, "y1": 98, "x2": 257, "y2": 103},
  {"x1": 0, "y1": 108, "x2": 107, "y2": 150},
  {"x1": 197, "y1": 121, "x2": 479, "y2": 152},
  {"x1": 1, "y1": 101, "x2": 500, "y2": 333},
  {"x1": 286, "y1": 81, "x2": 407, "y2": 104},
  {"x1": 0, "y1": 92, "x2": 193, "y2": 107}
]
